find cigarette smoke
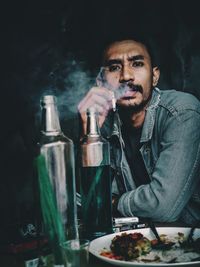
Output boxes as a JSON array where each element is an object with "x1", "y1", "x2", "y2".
[
  {"x1": 96, "y1": 67, "x2": 143, "y2": 100},
  {"x1": 33, "y1": 58, "x2": 95, "y2": 124}
]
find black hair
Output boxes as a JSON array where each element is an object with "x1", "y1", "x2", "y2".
[{"x1": 100, "y1": 31, "x2": 159, "y2": 68}]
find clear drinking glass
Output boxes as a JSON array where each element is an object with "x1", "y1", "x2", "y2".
[{"x1": 61, "y1": 239, "x2": 90, "y2": 267}]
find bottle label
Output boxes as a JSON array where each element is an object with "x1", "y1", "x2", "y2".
[{"x1": 82, "y1": 145, "x2": 103, "y2": 167}]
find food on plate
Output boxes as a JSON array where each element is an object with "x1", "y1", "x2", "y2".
[
  {"x1": 100, "y1": 231, "x2": 200, "y2": 263},
  {"x1": 110, "y1": 232, "x2": 151, "y2": 260}
]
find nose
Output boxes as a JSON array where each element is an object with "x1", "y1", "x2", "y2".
[{"x1": 119, "y1": 65, "x2": 134, "y2": 83}]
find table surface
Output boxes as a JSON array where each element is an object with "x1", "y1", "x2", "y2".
[
  {"x1": 0, "y1": 222, "x2": 189, "y2": 267},
  {"x1": 0, "y1": 253, "x2": 113, "y2": 267}
]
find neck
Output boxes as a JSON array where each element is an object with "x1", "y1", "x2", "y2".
[
  {"x1": 130, "y1": 109, "x2": 146, "y2": 128},
  {"x1": 119, "y1": 104, "x2": 147, "y2": 129}
]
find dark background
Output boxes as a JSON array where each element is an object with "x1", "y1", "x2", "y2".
[{"x1": 1, "y1": 0, "x2": 200, "y2": 243}]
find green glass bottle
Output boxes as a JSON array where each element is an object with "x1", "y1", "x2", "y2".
[{"x1": 80, "y1": 108, "x2": 113, "y2": 240}]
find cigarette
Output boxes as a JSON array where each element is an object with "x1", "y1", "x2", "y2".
[{"x1": 111, "y1": 91, "x2": 116, "y2": 112}]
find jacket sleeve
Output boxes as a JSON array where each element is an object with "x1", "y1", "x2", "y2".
[{"x1": 118, "y1": 108, "x2": 200, "y2": 222}]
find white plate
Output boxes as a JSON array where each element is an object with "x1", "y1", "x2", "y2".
[{"x1": 89, "y1": 227, "x2": 200, "y2": 267}]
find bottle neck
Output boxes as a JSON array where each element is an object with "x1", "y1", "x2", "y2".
[
  {"x1": 86, "y1": 111, "x2": 100, "y2": 137},
  {"x1": 40, "y1": 96, "x2": 61, "y2": 136}
]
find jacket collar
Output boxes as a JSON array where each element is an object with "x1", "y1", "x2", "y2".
[{"x1": 140, "y1": 87, "x2": 161, "y2": 142}]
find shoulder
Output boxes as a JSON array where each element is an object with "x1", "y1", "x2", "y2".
[{"x1": 158, "y1": 89, "x2": 200, "y2": 114}]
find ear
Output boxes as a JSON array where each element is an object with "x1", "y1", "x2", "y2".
[{"x1": 152, "y1": 66, "x2": 160, "y2": 87}]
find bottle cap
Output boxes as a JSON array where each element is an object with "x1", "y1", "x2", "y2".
[
  {"x1": 40, "y1": 95, "x2": 57, "y2": 105},
  {"x1": 86, "y1": 107, "x2": 98, "y2": 115}
]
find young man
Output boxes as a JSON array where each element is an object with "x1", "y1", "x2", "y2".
[{"x1": 78, "y1": 38, "x2": 200, "y2": 224}]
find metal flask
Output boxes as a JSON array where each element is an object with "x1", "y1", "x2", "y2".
[
  {"x1": 80, "y1": 108, "x2": 113, "y2": 240},
  {"x1": 38, "y1": 95, "x2": 78, "y2": 244}
]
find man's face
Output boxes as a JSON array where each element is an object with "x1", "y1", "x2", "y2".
[{"x1": 103, "y1": 40, "x2": 160, "y2": 111}]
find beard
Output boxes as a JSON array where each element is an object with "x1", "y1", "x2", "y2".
[{"x1": 117, "y1": 84, "x2": 153, "y2": 114}]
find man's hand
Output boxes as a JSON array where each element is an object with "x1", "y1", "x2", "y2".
[{"x1": 78, "y1": 86, "x2": 113, "y2": 135}]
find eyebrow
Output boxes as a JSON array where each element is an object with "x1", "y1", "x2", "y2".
[{"x1": 104, "y1": 55, "x2": 144, "y2": 66}]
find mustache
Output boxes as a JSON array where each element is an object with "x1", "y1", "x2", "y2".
[
  {"x1": 96, "y1": 68, "x2": 143, "y2": 100},
  {"x1": 116, "y1": 83, "x2": 143, "y2": 99}
]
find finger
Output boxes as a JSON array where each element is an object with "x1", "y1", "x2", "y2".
[
  {"x1": 78, "y1": 87, "x2": 112, "y2": 113},
  {"x1": 90, "y1": 87, "x2": 113, "y2": 100},
  {"x1": 78, "y1": 95, "x2": 108, "y2": 114},
  {"x1": 79, "y1": 87, "x2": 112, "y2": 106}
]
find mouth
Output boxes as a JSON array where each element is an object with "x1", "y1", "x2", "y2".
[
  {"x1": 116, "y1": 83, "x2": 143, "y2": 100},
  {"x1": 120, "y1": 84, "x2": 142, "y2": 100},
  {"x1": 121, "y1": 90, "x2": 139, "y2": 99}
]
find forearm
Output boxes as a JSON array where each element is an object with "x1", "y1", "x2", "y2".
[
  {"x1": 117, "y1": 187, "x2": 179, "y2": 222},
  {"x1": 118, "y1": 154, "x2": 200, "y2": 222}
]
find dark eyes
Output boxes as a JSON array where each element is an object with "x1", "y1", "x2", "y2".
[
  {"x1": 108, "y1": 61, "x2": 144, "y2": 72},
  {"x1": 108, "y1": 65, "x2": 121, "y2": 72},
  {"x1": 132, "y1": 61, "x2": 144, "y2": 67}
]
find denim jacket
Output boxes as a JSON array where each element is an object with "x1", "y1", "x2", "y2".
[{"x1": 101, "y1": 88, "x2": 200, "y2": 224}]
